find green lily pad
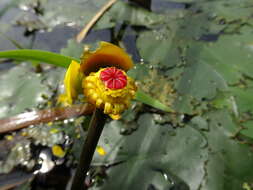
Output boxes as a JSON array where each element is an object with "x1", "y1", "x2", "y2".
[
  {"x1": 20, "y1": 0, "x2": 108, "y2": 28},
  {"x1": 241, "y1": 120, "x2": 253, "y2": 139},
  {"x1": 193, "y1": 29, "x2": 253, "y2": 85},
  {"x1": 20, "y1": 0, "x2": 165, "y2": 30},
  {"x1": 136, "y1": 28, "x2": 180, "y2": 68},
  {"x1": 176, "y1": 62, "x2": 228, "y2": 101},
  {"x1": 60, "y1": 39, "x2": 84, "y2": 59},
  {"x1": 93, "y1": 113, "x2": 207, "y2": 190},
  {"x1": 230, "y1": 87, "x2": 253, "y2": 115},
  {"x1": 0, "y1": 63, "x2": 50, "y2": 118},
  {"x1": 0, "y1": 63, "x2": 66, "y2": 118},
  {"x1": 201, "y1": 110, "x2": 253, "y2": 190},
  {"x1": 96, "y1": 1, "x2": 165, "y2": 29},
  {"x1": 183, "y1": 26, "x2": 253, "y2": 118},
  {"x1": 194, "y1": 0, "x2": 253, "y2": 23},
  {"x1": 91, "y1": 108, "x2": 253, "y2": 190}
]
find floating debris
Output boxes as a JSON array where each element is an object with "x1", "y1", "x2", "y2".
[
  {"x1": 0, "y1": 140, "x2": 34, "y2": 173},
  {"x1": 35, "y1": 149, "x2": 55, "y2": 174},
  {"x1": 22, "y1": 124, "x2": 64, "y2": 147}
]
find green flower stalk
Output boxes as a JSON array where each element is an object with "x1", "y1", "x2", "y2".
[
  {"x1": 60, "y1": 42, "x2": 137, "y2": 189},
  {"x1": 0, "y1": 42, "x2": 173, "y2": 190}
]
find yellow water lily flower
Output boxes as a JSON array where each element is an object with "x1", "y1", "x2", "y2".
[
  {"x1": 83, "y1": 67, "x2": 136, "y2": 119},
  {"x1": 58, "y1": 41, "x2": 137, "y2": 119}
]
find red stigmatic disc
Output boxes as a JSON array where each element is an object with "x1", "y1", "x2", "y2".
[{"x1": 100, "y1": 67, "x2": 127, "y2": 89}]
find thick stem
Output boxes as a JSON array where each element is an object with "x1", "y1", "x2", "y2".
[{"x1": 70, "y1": 108, "x2": 107, "y2": 190}]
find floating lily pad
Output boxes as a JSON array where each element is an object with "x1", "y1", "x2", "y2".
[
  {"x1": 0, "y1": 63, "x2": 50, "y2": 118},
  {"x1": 19, "y1": 0, "x2": 108, "y2": 28},
  {"x1": 193, "y1": 0, "x2": 253, "y2": 23},
  {"x1": 136, "y1": 28, "x2": 180, "y2": 68},
  {"x1": 92, "y1": 110, "x2": 253, "y2": 190},
  {"x1": 176, "y1": 62, "x2": 228, "y2": 101},
  {"x1": 92, "y1": 113, "x2": 207, "y2": 190},
  {"x1": 60, "y1": 39, "x2": 84, "y2": 59},
  {"x1": 96, "y1": 1, "x2": 165, "y2": 29},
  {"x1": 200, "y1": 110, "x2": 253, "y2": 190}
]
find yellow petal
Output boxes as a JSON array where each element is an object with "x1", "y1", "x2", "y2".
[
  {"x1": 80, "y1": 41, "x2": 133, "y2": 75},
  {"x1": 58, "y1": 60, "x2": 83, "y2": 105}
]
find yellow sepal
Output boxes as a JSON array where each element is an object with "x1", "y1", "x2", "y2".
[
  {"x1": 58, "y1": 60, "x2": 84, "y2": 105},
  {"x1": 80, "y1": 41, "x2": 133, "y2": 75}
]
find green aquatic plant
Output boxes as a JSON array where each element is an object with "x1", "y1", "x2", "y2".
[
  {"x1": 0, "y1": 41, "x2": 172, "y2": 190},
  {"x1": 0, "y1": 48, "x2": 172, "y2": 113}
]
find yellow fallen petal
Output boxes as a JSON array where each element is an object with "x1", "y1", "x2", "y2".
[
  {"x1": 21, "y1": 132, "x2": 28, "y2": 136},
  {"x1": 50, "y1": 128, "x2": 59, "y2": 134},
  {"x1": 5, "y1": 135, "x2": 13, "y2": 141},
  {"x1": 52, "y1": 145, "x2": 66, "y2": 158},
  {"x1": 96, "y1": 146, "x2": 107, "y2": 156}
]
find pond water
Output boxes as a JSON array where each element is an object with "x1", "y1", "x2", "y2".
[{"x1": 0, "y1": 0, "x2": 253, "y2": 190}]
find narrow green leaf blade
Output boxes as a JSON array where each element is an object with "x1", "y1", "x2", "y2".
[
  {"x1": 0, "y1": 49, "x2": 79, "y2": 68},
  {"x1": 135, "y1": 90, "x2": 174, "y2": 113}
]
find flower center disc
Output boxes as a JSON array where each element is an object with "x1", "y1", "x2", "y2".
[{"x1": 100, "y1": 67, "x2": 127, "y2": 89}]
